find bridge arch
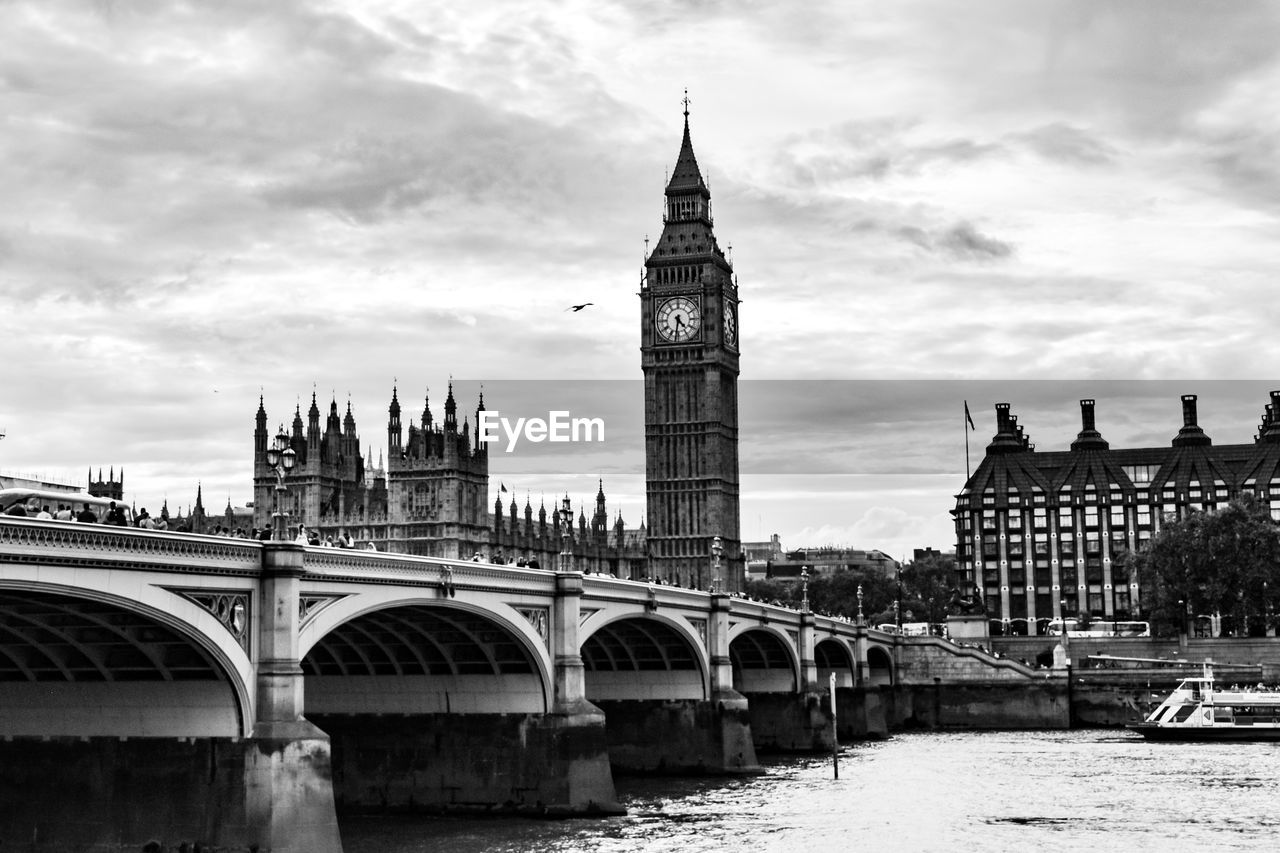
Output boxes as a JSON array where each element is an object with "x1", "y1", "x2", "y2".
[
  {"x1": 815, "y1": 637, "x2": 856, "y2": 688},
  {"x1": 867, "y1": 644, "x2": 894, "y2": 685},
  {"x1": 0, "y1": 581, "x2": 252, "y2": 736},
  {"x1": 580, "y1": 613, "x2": 708, "y2": 701},
  {"x1": 299, "y1": 596, "x2": 552, "y2": 715},
  {"x1": 728, "y1": 625, "x2": 799, "y2": 694}
]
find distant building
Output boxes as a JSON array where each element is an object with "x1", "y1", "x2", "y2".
[
  {"x1": 0, "y1": 471, "x2": 81, "y2": 493},
  {"x1": 743, "y1": 534, "x2": 784, "y2": 579},
  {"x1": 953, "y1": 394, "x2": 1280, "y2": 635},
  {"x1": 87, "y1": 467, "x2": 124, "y2": 501},
  {"x1": 912, "y1": 547, "x2": 955, "y2": 564},
  {"x1": 765, "y1": 546, "x2": 900, "y2": 582}
]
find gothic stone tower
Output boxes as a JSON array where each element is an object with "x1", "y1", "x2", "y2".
[
  {"x1": 640, "y1": 106, "x2": 742, "y2": 590},
  {"x1": 253, "y1": 392, "x2": 366, "y2": 532},
  {"x1": 385, "y1": 383, "x2": 489, "y2": 558}
]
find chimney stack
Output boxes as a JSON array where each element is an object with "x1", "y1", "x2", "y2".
[
  {"x1": 1071, "y1": 399, "x2": 1108, "y2": 451},
  {"x1": 1172, "y1": 394, "x2": 1211, "y2": 447}
]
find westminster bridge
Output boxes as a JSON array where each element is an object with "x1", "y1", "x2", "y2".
[{"x1": 0, "y1": 518, "x2": 1054, "y2": 852}]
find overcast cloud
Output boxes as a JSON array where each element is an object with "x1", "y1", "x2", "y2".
[{"x1": 3, "y1": 0, "x2": 1280, "y2": 558}]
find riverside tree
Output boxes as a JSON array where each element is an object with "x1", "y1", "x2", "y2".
[{"x1": 1134, "y1": 495, "x2": 1280, "y2": 637}]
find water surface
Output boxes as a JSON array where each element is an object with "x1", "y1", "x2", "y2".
[{"x1": 340, "y1": 730, "x2": 1280, "y2": 853}]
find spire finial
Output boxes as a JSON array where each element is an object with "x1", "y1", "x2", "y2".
[{"x1": 682, "y1": 88, "x2": 690, "y2": 119}]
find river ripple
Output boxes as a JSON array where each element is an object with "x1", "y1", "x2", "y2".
[{"x1": 340, "y1": 730, "x2": 1280, "y2": 853}]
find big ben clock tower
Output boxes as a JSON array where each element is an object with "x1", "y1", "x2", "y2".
[{"x1": 641, "y1": 101, "x2": 742, "y2": 591}]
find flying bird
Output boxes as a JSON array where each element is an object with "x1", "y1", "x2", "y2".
[{"x1": 566, "y1": 303, "x2": 594, "y2": 312}]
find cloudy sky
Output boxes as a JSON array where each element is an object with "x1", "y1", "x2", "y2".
[{"x1": 3, "y1": 0, "x2": 1280, "y2": 557}]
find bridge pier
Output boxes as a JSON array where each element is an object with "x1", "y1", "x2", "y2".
[
  {"x1": 0, "y1": 542, "x2": 342, "y2": 853},
  {"x1": 743, "y1": 612, "x2": 834, "y2": 752},
  {"x1": 318, "y1": 568, "x2": 621, "y2": 816},
  {"x1": 247, "y1": 542, "x2": 342, "y2": 852},
  {"x1": 592, "y1": 592, "x2": 760, "y2": 775}
]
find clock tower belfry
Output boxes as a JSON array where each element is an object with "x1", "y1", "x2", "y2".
[{"x1": 640, "y1": 102, "x2": 742, "y2": 591}]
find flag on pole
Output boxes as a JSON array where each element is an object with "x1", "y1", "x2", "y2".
[
  {"x1": 964, "y1": 401, "x2": 976, "y2": 431},
  {"x1": 500, "y1": 482, "x2": 508, "y2": 493}
]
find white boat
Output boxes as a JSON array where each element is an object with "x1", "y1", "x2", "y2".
[{"x1": 1129, "y1": 663, "x2": 1280, "y2": 741}]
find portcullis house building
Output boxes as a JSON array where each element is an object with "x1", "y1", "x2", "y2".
[{"x1": 953, "y1": 393, "x2": 1280, "y2": 635}]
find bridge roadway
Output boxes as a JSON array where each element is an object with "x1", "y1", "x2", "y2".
[{"x1": 0, "y1": 518, "x2": 1050, "y2": 852}]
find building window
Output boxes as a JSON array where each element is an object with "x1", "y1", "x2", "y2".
[
  {"x1": 1123, "y1": 465, "x2": 1151, "y2": 484},
  {"x1": 1060, "y1": 538, "x2": 1076, "y2": 558},
  {"x1": 1008, "y1": 512, "x2": 1022, "y2": 530},
  {"x1": 1058, "y1": 508, "x2": 1074, "y2": 528},
  {"x1": 1034, "y1": 508, "x2": 1048, "y2": 528},
  {"x1": 1084, "y1": 506, "x2": 1099, "y2": 527}
]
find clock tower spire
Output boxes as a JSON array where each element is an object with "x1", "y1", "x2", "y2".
[{"x1": 640, "y1": 98, "x2": 742, "y2": 591}]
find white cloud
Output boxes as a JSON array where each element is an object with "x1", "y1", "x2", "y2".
[{"x1": 2, "y1": 0, "x2": 1279, "y2": 555}]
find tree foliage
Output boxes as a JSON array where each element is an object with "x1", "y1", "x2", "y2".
[
  {"x1": 1134, "y1": 495, "x2": 1280, "y2": 636},
  {"x1": 899, "y1": 552, "x2": 958, "y2": 624},
  {"x1": 743, "y1": 555, "x2": 958, "y2": 624},
  {"x1": 744, "y1": 568, "x2": 896, "y2": 619}
]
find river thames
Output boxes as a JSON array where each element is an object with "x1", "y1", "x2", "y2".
[{"x1": 339, "y1": 730, "x2": 1280, "y2": 853}]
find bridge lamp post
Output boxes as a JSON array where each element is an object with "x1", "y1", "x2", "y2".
[
  {"x1": 894, "y1": 565, "x2": 902, "y2": 631},
  {"x1": 856, "y1": 583, "x2": 865, "y2": 626},
  {"x1": 265, "y1": 426, "x2": 296, "y2": 541},
  {"x1": 800, "y1": 566, "x2": 810, "y2": 612},
  {"x1": 558, "y1": 494, "x2": 573, "y2": 573},
  {"x1": 711, "y1": 535, "x2": 724, "y2": 593}
]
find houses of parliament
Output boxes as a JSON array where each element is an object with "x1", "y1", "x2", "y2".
[{"x1": 246, "y1": 108, "x2": 746, "y2": 589}]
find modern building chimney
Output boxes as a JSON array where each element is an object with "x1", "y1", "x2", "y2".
[
  {"x1": 987, "y1": 403, "x2": 1026, "y2": 454},
  {"x1": 1172, "y1": 394, "x2": 1211, "y2": 447},
  {"x1": 1071, "y1": 398, "x2": 1108, "y2": 451},
  {"x1": 1259, "y1": 392, "x2": 1280, "y2": 443}
]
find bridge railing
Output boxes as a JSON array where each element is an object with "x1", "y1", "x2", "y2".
[
  {"x1": 300, "y1": 547, "x2": 558, "y2": 596},
  {"x1": 0, "y1": 518, "x2": 262, "y2": 573}
]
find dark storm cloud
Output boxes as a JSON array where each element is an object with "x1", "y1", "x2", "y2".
[
  {"x1": 899, "y1": 222, "x2": 1013, "y2": 261},
  {"x1": 1202, "y1": 128, "x2": 1280, "y2": 213},
  {"x1": 1013, "y1": 123, "x2": 1117, "y2": 166},
  {"x1": 774, "y1": 119, "x2": 1005, "y2": 186}
]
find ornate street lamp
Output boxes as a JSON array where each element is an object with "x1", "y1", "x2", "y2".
[
  {"x1": 711, "y1": 535, "x2": 724, "y2": 593},
  {"x1": 264, "y1": 425, "x2": 297, "y2": 541},
  {"x1": 800, "y1": 566, "x2": 810, "y2": 612},
  {"x1": 558, "y1": 494, "x2": 573, "y2": 573},
  {"x1": 895, "y1": 565, "x2": 902, "y2": 631},
  {"x1": 856, "y1": 583, "x2": 865, "y2": 625}
]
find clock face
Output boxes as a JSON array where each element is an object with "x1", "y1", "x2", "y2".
[
  {"x1": 723, "y1": 303, "x2": 737, "y2": 349},
  {"x1": 656, "y1": 296, "x2": 701, "y2": 343}
]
